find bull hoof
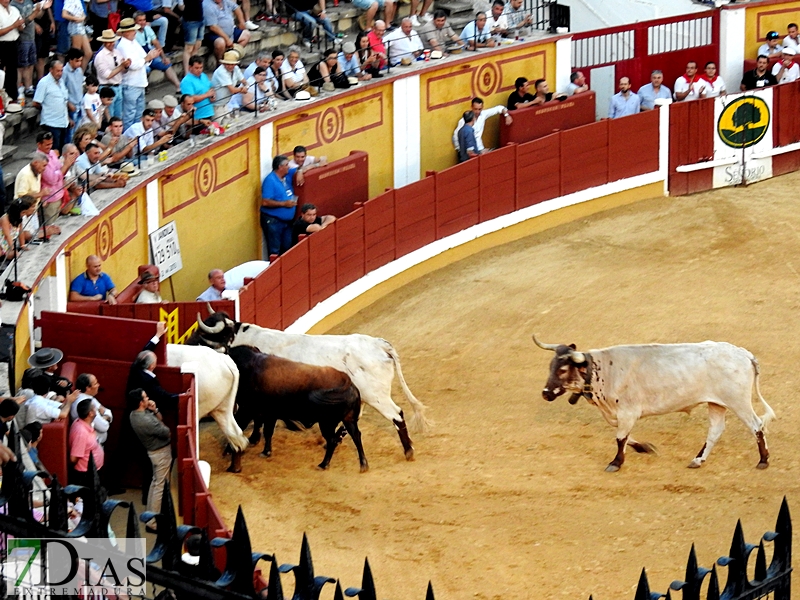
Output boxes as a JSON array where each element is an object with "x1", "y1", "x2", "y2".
[
  {"x1": 227, "y1": 451, "x2": 243, "y2": 473},
  {"x1": 404, "y1": 447, "x2": 414, "y2": 461},
  {"x1": 360, "y1": 463, "x2": 369, "y2": 473},
  {"x1": 227, "y1": 464, "x2": 242, "y2": 473},
  {"x1": 756, "y1": 461, "x2": 769, "y2": 470},
  {"x1": 260, "y1": 451, "x2": 272, "y2": 458},
  {"x1": 317, "y1": 463, "x2": 329, "y2": 470},
  {"x1": 249, "y1": 433, "x2": 262, "y2": 445},
  {"x1": 605, "y1": 463, "x2": 621, "y2": 472},
  {"x1": 687, "y1": 459, "x2": 703, "y2": 469}
]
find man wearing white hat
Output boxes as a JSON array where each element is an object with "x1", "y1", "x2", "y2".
[
  {"x1": 94, "y1": 29, "x2": 128, "y2": 119},
  {"x1": 161, "y1": 94, "x2": 178, "y2": 127},
  {"x1": 116, "y1": 17, "x2": 160, "y2": 130},
  {"x1": 337, "y1": 41, "x2": 366, "y2": 80},
  {"x1": 772, "y1": 47, "x2": 800, "y2": 84},
  {"x1": 211, "y1": 49, "x2": 246, "y2": 113}
]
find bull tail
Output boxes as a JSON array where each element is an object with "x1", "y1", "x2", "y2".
[
  {"x1": 382, "y1": 339, "x2": 430, "y2": 433},
  {"x1": 752, "y1": 357, "x2": 776, "y2": 430},
  {"x1": 225, "y1": 359, "x2": 250, "y2": 452}
]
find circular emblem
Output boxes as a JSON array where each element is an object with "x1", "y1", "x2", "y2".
[
  {"x1": 96, "y1": 219, "x2": 111, "y2": 260},
  {"x1": 717, "y1": 96, "x2": 771, "y2": 149},
  {"x1": 474, "y1": 63, "x2": 499, "y2": 96},
  {"x1": 318, "y1": 107, "x2": 341, "y2": 144},
  {"x1": 195, "y1": 158, "x2": 216, "y2": 197}
]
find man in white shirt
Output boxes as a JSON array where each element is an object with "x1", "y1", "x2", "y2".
[
  {"x1": 124, "y1": 108, "x2": 173, "y2": 155},
  {"x1": 70, "y1": 373, "x2": 113, "y2": 445},
  {"x1": 692, "y1": 61, "x2": 726, "y2": 98},
  {"x1": 485, "y1": 0, "x2": 508, "y2": 37},
  {"x1": 784, "y1": 23, "x2": 799, "y2": 50},
  {"x1": 23, "y1": 372, "x2": 77, "y2": 426},
  {"x1": 673, "y1": 61, "x2": 702, "y2": 101},
  {"x1": 452, "y1": 97, "x2": 512, "y2": 154},
  {"x1": 94, "y1": 29, "x2": 129, "y2": 119},
  {"x1": 384, "y1": 17, "x2": 423, "y2": 66},
  {"x1": 0, "y1": 0, "x2": 24, "y2": 100},
  {"x1": 116, "y1": 18, "x2": 159, "y2": 130},
  {"x1": 211, "y1": 50, "x2": 247, "y2": 113},
  {"x1": 772, "y1": 47, "x2": 800, "y2": 83},
  {"x1": 288, "y1": 145, "x2": 326, "y2": 170}
]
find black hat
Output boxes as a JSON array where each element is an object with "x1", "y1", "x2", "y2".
[
  {"x1": 767, "y1": 31, "x2": 780, "y2": 40},
  {"x1": 138, "y1": 271, "x2": 158, "y2": 284},
  {"x1": 27, "y1": 347, "x2": 64, "y2": 369}
]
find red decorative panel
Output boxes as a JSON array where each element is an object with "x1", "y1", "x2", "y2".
[
  {"x1": 668, "y1": 97, "x2": 714, "y2": 196},
  {"x1": 280, "y1": 242, "x2": 310, "y2": 327},
  {"x1": 253, "y1": 264, "x2": 282, "y2": 329},
  {"x1": 364, "y1": 189, "x2": 396, "y2": 273},
  {"x1": 561, "y1": 120, "x2": 608, "y2": 195},
  {"x1": 335, "y1": 208, "x2": 365, "y2": 290},
  {"x1": 308, "y1": 225, "x2": 337, "y2": 306},
  {"x1": 435, "y1": 160, "x2": 480, "y2": 239},
  {"x1": 500, "y1": 92, "x2": 596, "y2": 146},
  {"x1": 608, "y1": 110, "x2": 660, "y2": 181},
  {"x1": 479, "y1": 145, "x2": 516, "y2": 221},
  {"x1": 516, "y1": 133, "x2": 561, "y2": 209},
  {"x1": 395, "y1": 177, "x2": 436, "y2": 257},
  {"x1": 773, "y1": 80, "x2": 800, "y2": 148}
]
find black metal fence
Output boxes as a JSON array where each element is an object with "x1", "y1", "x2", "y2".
[{"x1": 0, "y1": 421, "x2": 791, "y2": 600}]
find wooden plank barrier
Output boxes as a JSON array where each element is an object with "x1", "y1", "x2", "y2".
[
  {"x1": 499, "y1": 92, "x2": 596, "y2": 146},
  {"x1": 479, "y1": 145, "x2": 516, "y2": 222},
  {"x1": 362, "y1": 189, "x2": 396, "y2": 273},
  {"x1": 432, "y1": 160, "x2": 480, "y2": 239},
  {"x1": 295, "y1": 151, "x2": 369, "y2": 218}
]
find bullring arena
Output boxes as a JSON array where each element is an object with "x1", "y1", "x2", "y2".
[{"x1": 201, "y1": 172, "x2": 799, "y2": 600}]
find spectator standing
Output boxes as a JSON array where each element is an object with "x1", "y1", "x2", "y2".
[
  {"x1": 136, "y1": 271, "x2": 162, "y2": 303},
  {"x1": 196, "y1": 268, "x2": 226, "y2": 300},
  {"x1": 457, "y1": 110, "x2": 479, "y2": 162},
  {"x1": 292, "y1": 203, "x2": 335, "y2": 245},
  {"x1": 211, "y1": 49, "x2": 246, "y2": 112},
  {"x1": 694, "y1": 61, "x2": 725, "y2": 98},
  {"x1": 673, "y1": 61, "x2": 702, "y2": 102},
  {"x1": 117, "y1": 17, "x2": 158, "y2": 130},
  {"x1": 608, "y1": 76, "x2": 640, "y2": 118},
  {"x1": 417, "y1": 10, "x2": 460, "y2": 52},
  {"x1": 0, "y1": 0, "x2": 25, "y2": 101},
  {"x1": 460, "y1": 12, "x2": 494, "y2": 50},
  {"x1": 507, "y1": 77, "x2": 534, "y2": 110},
  {"x1": 69, "y1": 254, "x2": 118, "y2": 303},
  {"x1": 772, "y1": 47, "x2": 800, "y2": 84},
  {"x1": 261, "y1": 154, "x2": 303, "y2": 257},
  {"x1": 61, "y1": 0, "x2": 89, "y2": 68},
  {"x1": 36, "y1": 131, "x2": 68, "y2": 223},
  {"x1": 70, "y1": 373, "x2": 112, "y2": 445},
  {"x1": 94, "y1": 29, "x2": 127, "y2": 118},
  {"x1": 758, "y1": 31, "x2": 783, "y2": 59},
  {"x1": 202, "y1": 0, "x2": 251, "y2": 63},
  {"x1": 384, "y1": 17, "x2": 422, "y2": 66},
  {"x1": 128, "y1": 388, "x2": 171, "y2": 533},
  {"x1": 180, "y1": 55, "x2": 215, "y2": 120},
  {"x1": 79, "y1": 73, "x2": 102, "y2": 128},
  {"x1": 452, "y1": 97, "x2": 511, "y2": 155},
  {"x1": 501, "y1": 0, "x2": 531, "y2": 33},
  {"x1": 288, "y1": 145, "x2": 325, "y2": 170},
  {"x1": 365, "y1": 20, "x2": 387, "y2": 71},
  {"x1": 133, "y1": 10, "x2": 181, "y2": 93},
  {"x1": 566, "y1": 71, "x2": 588, "y2": 96},
  {"x1": 784, "y1": 23, "x2": 799, "y2": 50},
  {"x1": 11, "y1": 0, "x2": 44, "y2": 99},
  {"x1": 86, "y1": 0, "x2": 116, "y2": 51},
  {"x1": 741, "y1": 55, "x2": 778, "y2": 90},
  {"x1": 33, "y1": 0, "x2": 54, "y2": 85},
  {"x1": 181, "y1": 0, "x2": 203, "y2": 76},
  {"x1": 69, "y1": 397, "x2": 105, "y2": 488},
  {"x1": 62, "y1": 47, "x2": 84, "y2": 133},
  {"x1": 637, "y1": 70, "x2": 671, "y2": 111},
  {"x1": 96, "y1": 86, "x2": 116, "y2": 129}
]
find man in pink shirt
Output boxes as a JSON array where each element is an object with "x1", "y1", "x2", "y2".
[
  {"x1": 69, "y1": 397, "x2": 105, "y2": 489},
  {"x1": 36, "y1": 131, "x2": 72, "y2": 224}
]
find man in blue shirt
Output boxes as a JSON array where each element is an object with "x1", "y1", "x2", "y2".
[
  {"x1": 460, "y1": 12, "x2": 495, "y2": 50},
  {"x1": 457, "y1": 110, "x2": 479, "y2": 163},
  {"x1": 608, "y1": 76, "x2": 640, "y2": 119},
  {"x1": 637, "y1": 70, "x2": 672, "y2": 111},
  {"x1": 261, "y1": 155, "x2": 305, "y2": 258},
  {"x1": 69, "y1": 255, "x2": 118, "y2": 303},
  {"x1": 180, "y1": 55, "x2": 215, "y2": 120},
  {"x1": 33, "y1": 60, "x2": 74, "y2": 153}
]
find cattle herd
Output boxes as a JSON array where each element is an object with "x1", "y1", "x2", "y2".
[{"x1": 178, "y1": 307, "x2": 776, "y2": 474}]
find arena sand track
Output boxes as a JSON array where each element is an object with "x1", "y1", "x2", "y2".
[{"x1": 200, "y1": 172, "x2": 800, "y2": 600}]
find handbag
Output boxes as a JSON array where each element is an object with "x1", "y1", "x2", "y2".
[
  {"x1": 2, "y1": 280, "x2": 30, "y2": 302},
  {"x1": 108, "y1": 11, "x2": 121, "y2": 30}
]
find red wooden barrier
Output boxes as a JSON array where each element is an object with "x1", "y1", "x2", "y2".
[
  {"x1": 238, "y1": 282, "x2": 257, "y2": 324},
  {"x1": 253, "y1": 263, "x2": 283, "y2": 329},
  {"x1": 561, "y1": 120, "x2": 609, "y2": 195},
  {"x1": 308, "y1": 225, "x2": 337, "y2": 306},
  {"x1": 280, "y1": 242, "x2": 311, "y2": 327},
  {"x1": 434, "y1": 160, "x2": 480, "y2": 239},
  {"x1": 99, "y1": 300, "x2": 236, "y2": 342},
  {"x1": 363, "y1": 189, "x2": 396, "y2": 273},
  {"x1": 38, "y1": 311, "x2": 165, "y2": 365},
  {"x1": 39, "y1": 421, "x2": 68, "y2": 487},
  {"x1": 499, "y1": 92, "x2": 596, "y2": 146},
  {"x1": 668, "y1": 97, "x2": 714, "y2": 196},
  {"x1": 295, "y1": 151, "x2": 369, "y2": 219},
  {"x1": 516, "y1": 133, "x2": 561, "y2": 209},
  {"x1": 479, "y1": 144, "x2": 516, "y2": 222},
  {"x1": 773, "y1": 80, "x2": 800, "y2": 149},
  {"x1": 395, "y1": 177, "x2": 436, "y2": 257},
  {"x1": 336, "y1": 208, "x2": 366, "y2": 290},
  {"x1": 608, "y1": 110, "x2": 660, "y2": 181}
]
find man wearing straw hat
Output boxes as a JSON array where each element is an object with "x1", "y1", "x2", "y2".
[
  {"x1": 210, "y1": 49, "x2": 246, "y2": 115},
  {"x1": 116, "y1": 17, "x2": 160, "y2": 129},
  {"x1": 94, "y1": 28, "x2": 128, "y2": 119}
]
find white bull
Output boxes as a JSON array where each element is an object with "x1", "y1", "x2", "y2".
[
  {"x1": 229, "y1": 323, "x2": 428, "y2": 460},
  {"x1": 166, "y1": 344, "x2": 249, "y2": 470},
  {"x1": 533, "y1": 335, "x2": 776, "y2": 471}
]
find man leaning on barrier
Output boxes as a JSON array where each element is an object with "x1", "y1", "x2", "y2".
[{"x1": 261, "y1": 154, "x2": 304, "y2": 258}]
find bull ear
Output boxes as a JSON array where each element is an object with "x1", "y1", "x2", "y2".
[{"x1": 569, "y1": 344, "x2": 576, "y2": 350}]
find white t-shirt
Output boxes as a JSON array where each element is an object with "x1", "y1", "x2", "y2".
[
  {"x1": 674, "y1": 74, "x2": 701, "y2": 101},
  {"x1": 280, "y1": 59, "x2": 306, "y2": 86},
  {"x1": 772, "y1": 61, "x2": 800, "y2": 83},
  {"x1": 0, "y1": 3, "x2": 21, "y2": 42},
  {"x1": 783, "y1": 35, "x2": 799, "y2": 50},
  {"x1": 81, "y1": 92, "x2": 103, "y2": 127},
  {"x1": 486, "y1": 14, "x2": 508, "y2": 31},
  {"x1": 23, "y1": 395, "x2": 62, "y2": 426},
  {"x1": 691, "y1": 76, "x2": 726, "y2": 98},
  {"x1": 288, "y1": 155, "x2": 321, "y2": 169},
  {"x1": 384, "y1": 27, "x2": 423, "y2": 66}
]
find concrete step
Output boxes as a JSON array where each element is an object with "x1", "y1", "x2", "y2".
[{"x1": 0, "y1": 145, "x2": 18, "y2": 164}]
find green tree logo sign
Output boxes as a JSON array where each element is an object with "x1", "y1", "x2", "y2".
[{"x1": 717, "y1": 96, "x2": 771, "y2": 149}]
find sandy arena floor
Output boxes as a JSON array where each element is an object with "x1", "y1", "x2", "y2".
[{"x1": 200, "y1": 173, "x2": 800, "y2": 600}]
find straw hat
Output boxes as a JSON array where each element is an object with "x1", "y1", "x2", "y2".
[
  {"x1": 117, "y1": 18, "x2": 140, "y2": 32},
  {"x1": 96, "y1": 28, "x2": 119, "y2": 42},
  {"x1": 347, "y1": 76, "x2": 359, "y2": 85},
  {"x1": 400, "y1": 57, "x2": 413, "y2": 66},
  {"x1": 119, "y1": 162, "x2": 141, "y2": 176},
  {"x1": 220, "y1": 50, "x2": 240, "y2": 65},
  {"x1": 6, "y1": 103, "x2": 22, "y2": 114},
  {"x1": 295, "y1": 90, "x2": 311, "y2": 101}
]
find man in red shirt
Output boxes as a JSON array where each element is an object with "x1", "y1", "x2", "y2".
[
  {"x1": 366, "y1": 20, "x2": 388, "y2": 71},
  {"x1": 69, "y1": 398, "x2": 105, "y2": 490}
]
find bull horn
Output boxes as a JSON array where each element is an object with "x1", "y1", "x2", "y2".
[
  {"x1": 206, "y1": 302, "x2": 216, "y2": 316},
  {"x1": 532, "y1": 334, "x2": 559, "y2": 351},
  {"x1": 197, "y1": 313, "x2": 225, "y2": 334},
  {"x1": 569, "y1": 351, "x2": 586, "y2": 363},
  {"x1": 224, "y1": 318, "x2": 235, "y2": 329}
]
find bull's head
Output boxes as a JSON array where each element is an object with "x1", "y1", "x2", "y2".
[
  {"x1": 532, "y1": 334, "x2": 587, "y2": 403},
  {"x1": 191, "y1": 312, "x2": 240, "y2": 350}
]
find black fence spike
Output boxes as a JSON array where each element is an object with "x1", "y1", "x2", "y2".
[
  {"x1": 770, "y1": 496, "x2": 792, "y2": 574},
  {"x1": 707, "y1": 564, "x2": 720, "y2": 600},
  {"x1": 754, "y1": 539, "x2": 767, "y2": 581},
  {"x1": 333, "y1": 580, "x2": 345, "y2": 600},
  {"x1": 634, "y1": 568, "x2": 651, "y2": 600},
  {"x1": 425, "y1": 581, "x2": 435, "y2": 600},
  {"x1": 267, "y1": 555, "x2": 285, "y2": 600}
]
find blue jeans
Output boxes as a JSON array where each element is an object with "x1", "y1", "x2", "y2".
[
  {"x1": 260, "y1": 212, "x2": 293, "y2": 257},
  {"x1": 294, "y1": 11, "x2": 335, "y2": 41},
  {"x1": 103, "y1": 86, "x2": 123, "y2": 119},
  {"x1": 56, "y1": 20, "x2": 70, "y2": 54},
  {"x1": 122, "y1": 85, "x2": 145, "y2": 130},
  {"x1": 150, "y1": 15, "x2": 169, "y2": 48}
]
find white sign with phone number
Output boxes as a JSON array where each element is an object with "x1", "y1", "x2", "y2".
[{"x1": 149, "y1": 221, "x2": 182, "y2": 281}]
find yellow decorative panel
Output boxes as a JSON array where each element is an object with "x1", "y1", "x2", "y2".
[
  {"x1": 745, "y1": 1, "x2": 800, "y2": 59},
  {"x1": 419, "y1": 41, "x2": 556, "y2": 175},
  {"x1": 272, "y1": 84, "x2": 394, "y2": 197}
]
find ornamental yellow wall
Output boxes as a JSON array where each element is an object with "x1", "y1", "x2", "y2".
[
  {"x1": 745, "y1": 0, "x2": 800, "y2": 59},
  {"x1": 419, "y1": 40, "x2": 557, "y2": 174},
  {"x1": 271, "y1": 83, "x2": 394, "y2": 198},
  {"x1": 157, "y1": 129, "x2": 261, "y2": 300}
]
